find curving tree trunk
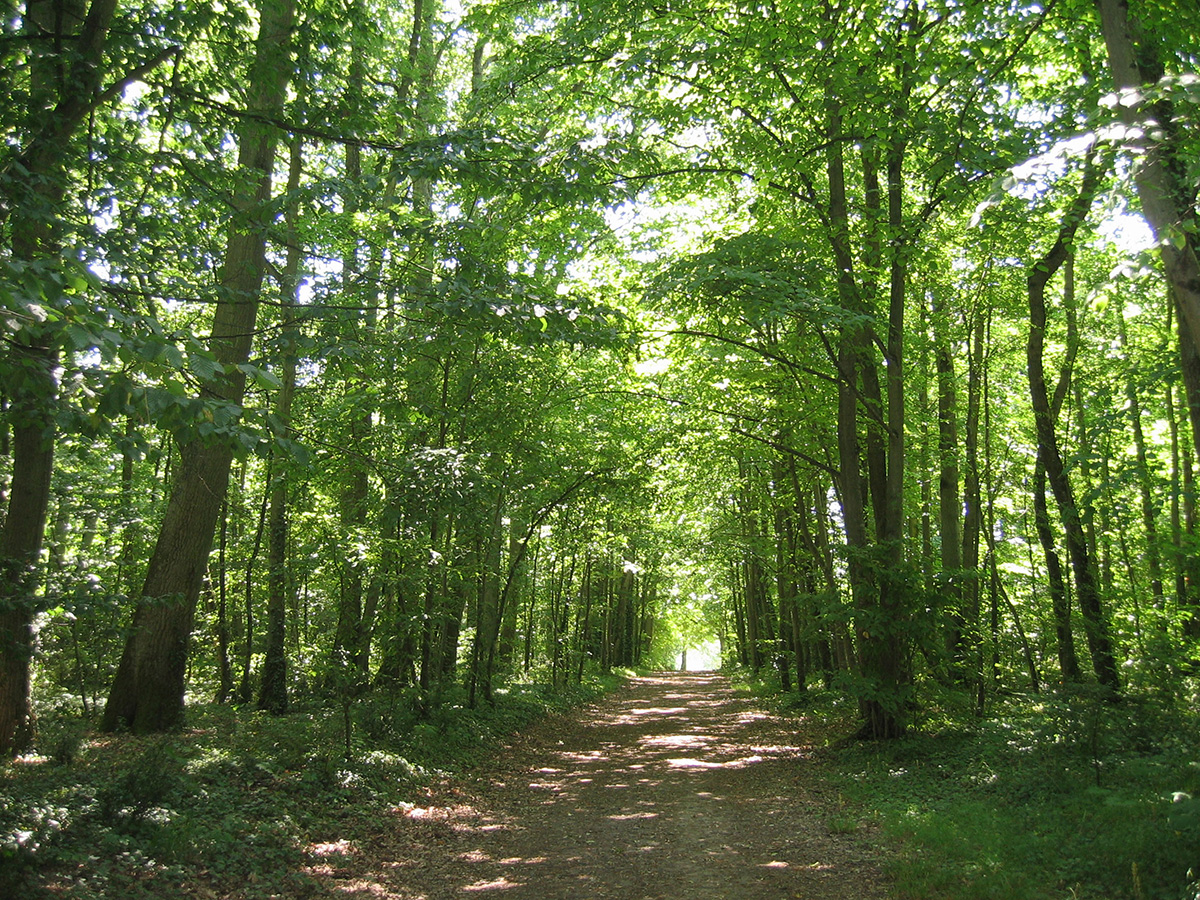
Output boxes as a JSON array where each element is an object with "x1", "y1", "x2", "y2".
[{"x1": 1026, "y1": 152, "x2": 1120, "y2": 694}]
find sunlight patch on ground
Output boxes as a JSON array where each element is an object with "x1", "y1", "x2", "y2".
[
  {"x1": 310, "y1": 838, "x2": 356, "y2": 856},
  {"x1": 643, "y1": 733, "x2": 712, "y2": 749},
  {"x1": 463, "y1": 876, "x2": 523, "y2": 891},
  {"x1": 629, "y1": 706, "x2": 689, "y2": 716},
  {"x1": 667, "y1": 754, "x2": 765, "y2": 769},
  {"x1": 667, "y1": 757, "x2": 724, "y2": 769},
  {"x1": 332, "y1": 879, "x2": 390, "y2": 895},
  {"x1": 607, "y1": 811, "x2": 660, "y2": 820},
  {"x1": 736, "y1": 711, "x2": 770, "y2": 723},
  {"x1": 751, "y1": 744, "x2": 805, "y2": 754}
]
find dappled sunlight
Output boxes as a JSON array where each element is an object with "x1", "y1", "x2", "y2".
[
  {"x1": 332, "y1": 880, "x2": 392, "y2": 896},
  {"x1": 463, "y1": 875, "x2": 523, "y2": 891},
  {"x1": 311, "y1": 838, "x2": 357, "y2": 857},
  {"x1": 666, "y1": 757, "x2": 725, "y2": 769},
  {"x1": 642, "y1": 733, "x2": 713, "y2": 749},
  {"x1": 666, "y1": 754, "x2": 765, "y2": 770},
  {"x1": 310, "y1": 674, "x2": 882, "y2": 900},
  {"x1": 625, "y1": 705, "x2": 689, "y2": 716}
]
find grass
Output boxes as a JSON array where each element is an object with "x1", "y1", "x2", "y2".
[
  {"x1": 777, "y1": 681, "x2": 1200, "y2": 900},
  {"x1": 0, "y1": 674, "x2": 621, "y2": 899}
]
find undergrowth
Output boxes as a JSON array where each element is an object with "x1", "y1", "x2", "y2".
[
  {"x1": 771, "y1": 677, "x2": 1200, "y2": 900},
  {"x1": 0, "y1": 674, "x2": 620, "y2": 899}
]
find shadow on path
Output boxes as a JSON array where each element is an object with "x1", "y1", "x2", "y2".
[{"x1": 314, "y1": 673, "x2": 891, "y2": 900}]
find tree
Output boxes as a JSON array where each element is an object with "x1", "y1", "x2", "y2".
[
  {"x1": 1026, "y1": 150, "x2": 1121, "y2": 693},
  {"x1": 0, "y1": 0, "x2": 124, "y2": 756},
  {"x1": 1095, "y1": 0, "x2": 1200, "y2": 438},
  {"x1": 102, "y1": 0, "x2": 297, "y2": 733}
]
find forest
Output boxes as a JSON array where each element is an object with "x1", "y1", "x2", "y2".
[{"x1": 2, "y1": 0, "x2": 1200, "y2": 896}]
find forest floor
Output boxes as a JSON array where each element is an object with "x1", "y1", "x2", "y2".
[{"x1": 311, "y1": 672, "x2": 892, "y2": 900}]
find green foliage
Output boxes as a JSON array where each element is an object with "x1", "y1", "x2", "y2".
[
  {"x1": 809, "y1": 685, "x2": 1200, "y2": 900},
  {"x1": 1, "y1": 676, "x2": 615, "y2": 898}
]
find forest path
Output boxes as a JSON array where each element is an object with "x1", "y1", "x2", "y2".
[{"x1": 318, "y1": 673, "x2": 892, "y2": 899}]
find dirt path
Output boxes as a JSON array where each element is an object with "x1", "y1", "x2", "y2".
[{"x1": 315, "y1": 673, "x2": 891, "y2": 899}]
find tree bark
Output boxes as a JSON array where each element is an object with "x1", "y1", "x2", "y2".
[
  {"x1": 1026, "y1": 153, "x2": 1120, "y2": 693},
  {"x1": 102, "y1": 0, "x2": 296, "y2": 733},
  {"x1": 935, "y1": 338, "x2": 964, "y2": 660},
  {"x1": 257, "y1": 131, "x2": 304, "y2": 715},
  {"x1": 1096, "y1": 0, "x2": 1200, "y2": 385},
  {"x1": 0, "y1": 0, "x2": 118, "y2": 756}
]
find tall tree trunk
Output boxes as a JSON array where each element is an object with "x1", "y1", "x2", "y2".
[
  {"x1": 257, "y1": 132, "x2": 304, "y2": 715},
  {"x1": 961, "y1": 313, "x2": 984, "y2": 675},
  {"x1": 1174, "y1": 324, "x2": 1200, "y2": 637},
  {"x1": 828, "y1": 78, "x2": 909, "y2": 738},
  {"x1": 214, "y1": 499, "x2": 233, "y2": 702},
  {"x1": 1026, "y1": 153, "x2": 1120, "y2": 693},
  {"x1": 773, "y1": 458, "x2": 796, "y2": 691},
  {"x1": 102, "y1": 0, "x2": 296, "y2": 733},
  {"x1": 1096, "y1": 0, "x2": 1200, "y2": 404},
  {"x1": 468, "y1": 485, "x2": 506, "y2": 708},
  {"x1": 0, "y1": 0, "x2": 119, "y2": 755},
  {"x1": 574, "y1": 557, "x2": 592, "y2": 684},
  {"x1": 238, "y1": 475, "x2": 269, "y2": 702},
  {"x1": 1034, "y1": 458, "x2": 1081, "y2": 682},
  {"x1": 935, "y1": 337, "x2": 964, "y2": 660},
  {"x1": 1119, "y1": 312, "x2": 1166, "y2": 611}
]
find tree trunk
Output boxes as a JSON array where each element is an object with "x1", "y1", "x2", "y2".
[
  {"x1": 237, "y1": 476, "x2": 268, "y2": 703},
  {"x1": 1119, "y1": 312, "x2": 1166, "y2": 611},
  {"x1": 1026, "y1": 153, "x2": 1120, "y2": 693},
  {"x1": 1096, "y1": 0, "x2": 1200, "y2": 393},
  {"x1": 1034, "y1": 456, "x2": 1081, "y2": 682},
  {"x1": 961, "y1": 313, "x2": 984, "y2": 672},
  {"x1": 257, "y1": 132, "x2": 304, "y2": 715},
  {"x1": 935, "y1": 338, "x2": 964, "y2": 660},
  {"x1": 0, "y1": 0, "x2": 120, "y2": 757},
  {"x1": 102, "y1": 0, "x2": 296, "y2": 733},
  {"x1": 828, "y1": 82, "x2": 907, "y2": 739}
]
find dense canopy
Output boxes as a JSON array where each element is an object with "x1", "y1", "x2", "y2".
[{"x1": 1, "y1": 0, "x2": 1199, "y2": 753}]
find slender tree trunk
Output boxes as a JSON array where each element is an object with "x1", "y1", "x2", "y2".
[
  {"x1": 575, "y1": 558, "x2": 593, "y2": 684},
  {"x1": 1120, "y1": 311, "x2": 1166, "y2": 609},
  {"x1": 523, "y1": 543, "x2": 539, "y2": 675},
  {"x1": 773, "y1": 461, "x2": 796, "y2": 691},
  {"x1": 257, "y1": 132, "x2": 303, "y2": 715},
  {"x1": 1026, "y1": 153, "x2": 1120, "y2": 693},
  {"x1": 1174, "y1": 325, "x2": 1200, "y2": 637},
  {"x1": 237, "y1": 475, "x2": 268, "y2": 702},
  {"x1": 214, "y1": 499, "x2": 233, "y2": 703},
  {"x1": 1034, "y1": 457, "x2": 1081, "y2": 682},
  {"x1": 961, "y1": 313, "x2": 984, "y2": 673},
  {"x1": 102, "y1": 0, "x2": 296, "y2": 733},
  {"x1": 936, "y1": 337, "x2": 964, "y2": 660},
  {"x1": 730, "y1": 559, "x2": 748, "y2": 667},
  {"x1": 468, "y1": 486, "x2": 505, "y2": 708}
]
